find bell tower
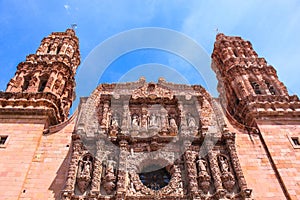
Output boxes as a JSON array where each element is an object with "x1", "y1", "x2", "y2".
[
  {"x1": 2, "y1": 28, "x2": 80, "y2": 125},
  {"x1": 212, "y1": 33, "x2": 300, "y2": 127}
]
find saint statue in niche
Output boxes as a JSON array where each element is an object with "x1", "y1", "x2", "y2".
[
  {"x1": 141, "y1": 114, "x2": 148, "y2": 128},
  {"x1": 187, "y1": 113, "x2": 196, "y2": 127},
  {"x1": 111, "y1": 114, "x2": 119, "y2": 129},
  {"x1": 149, "y1": 113, "x2": 157, "y2": 127},
  {"x1": 76, "y1": 155, "x2": 93, "y2": 194},
  {"x1": 168, "y1": 117, "x2": 178, "y2": 135},
  {"x1": 219, "y1": 155, "x2": 229, "y2": 173},
  {"x1": 103, "y1": 156, "x2": 117, "y2": 194},
  {"x1": 170, "y1": 118, "x2": 177, "y2": 129},
  {"x1": 197, "y1": 159, "x2": 207, "y2": 172},
  {"x1": 131, "y1": 114, "x2": 139, "y2": 129}
]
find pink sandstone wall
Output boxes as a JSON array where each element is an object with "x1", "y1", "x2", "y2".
[
  {"x1": 226, "y1": 120, "x2": 287, "y2": 199},
  {"x1": 0, "y1": 114, "x2": 75, "y2": 200},
  {"x1": 0, "y1": 116, "x2": 47, "y2": 200},
  {"x1": 257, "y1": 120, "x2": 300, "y2": 200}
]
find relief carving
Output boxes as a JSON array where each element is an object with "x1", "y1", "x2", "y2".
[
  {"x1": 63, "y1": 80, "x2": 252, "y2": 199},
  {"x1": 76, "y1": 155, "x2": 93, "y2": 194},
  {"x1": 131, "y1": 114, "x2": 140, "y2": 130},
  {"x1": 103, "y1": 157, "x2": 117, "y2": 194},
  {"x1": 197, "y1": 158, "x2": 211, "y2": 193},
  {"x1": 168, "y1": 117, "x2": 178, "y2": 136},
  {"x1": 132, "y1": 83, "x2": 173, "y2": 100},
  {"x1": 218, "y1": 155, "x2": 236, "y2": 192}
]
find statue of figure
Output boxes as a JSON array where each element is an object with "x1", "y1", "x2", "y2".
[
  {"x1": 102, "y1": 104, "x2": 109, "y2": 127},
  {"x1": 197, "y1": 158, "x2": 210, "y2": 193},
  {"x1": 76, "y1": 156, "x2": 93, "y2": 194},
  {"x1": 103, "y1": 158, "x2": 117, "y2": 194},
  {"x1": 170, "y1": 118, "x2": 177, "y2": 129},
  {"x1": 197, "y1": 159, "x2": 207, "y2": 172},
  {"x1": 111, "y1": 114, "x2": 119, "y2": 129},
  {"x1": 187, "y1": 113, "x2": 196, "y2": 127},
  {"x1": 219, "y1": 156, "x2": 229, "y2": 173},
  {"x1": 149, "y1": 113, "x2": 157, "y2": 127},
  {"x1": 141, "y1": 114, "x2": 148, "y2": 128},
  {"x1": 132, "y1": 115, "x2": 139, "y2": 128},
  {"x1": 168, "y1": 117, "x2": 178, "y2": 135}
]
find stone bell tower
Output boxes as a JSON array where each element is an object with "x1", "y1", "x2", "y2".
[
  {"x1": 212, "y1": 33, "x2": 300, "y2": 199},
  {"x1": 2, "y1": 28, "x2": 80, "y2": 125},
  {"x1": 211, "y1": 33, "x2": 300, "y2": 127},
  {"x1": 0, "y1": 28, "x2": 80, "y2": 200}
]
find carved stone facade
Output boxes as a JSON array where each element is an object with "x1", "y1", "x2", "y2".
[
  {"x1": 61, "y1": 79, "x2": 252, "y2": 199},
  {"x1": 1, "y1": 30, "x2": 300, "y2": 200}
]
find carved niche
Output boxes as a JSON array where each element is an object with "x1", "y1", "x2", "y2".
[
  {"x1": 76, "y1": 154, "x2": 94, "y2": 194},
  {"x1": 218, "y1": 154, "x2": 236, "y2": 192},
  {"x1": 102, "y1": 156, "x2": 117, "y2": 195},
  {"x1": 97, "y1": 84, "x2": 182, "y2": 138}
]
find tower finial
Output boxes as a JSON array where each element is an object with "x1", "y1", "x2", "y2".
[{"x1": 71, "y1": 24, "x2": 77, "y2": 30}]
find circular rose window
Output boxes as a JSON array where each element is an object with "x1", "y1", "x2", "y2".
[{"x1": 138, "y1": 165, "x2": 171, "y2": 190}]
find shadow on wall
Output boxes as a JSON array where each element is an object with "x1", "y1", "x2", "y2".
[{"x1": 49, "y1": 144, "x2": 73, "y2": 200}]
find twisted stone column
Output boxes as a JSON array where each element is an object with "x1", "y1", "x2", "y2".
[
  {"x1": 225, "y1": 133, "x2": 251, "y2": 197},
  {"x1": 90, "y1": 139, "x2": 105, "y2": 195},
  {"x1": 116, "y1": 140, "x2": 129, "y2": 200},
  {"x1": 206, "y1": 141, "x2": 225, "y2": 198},
  {"x1": 62, "y1": 136, "x2": 82, "y2": 199},
  {"x1": 182, "y1": 140, "x2": 199, "y2": 198}
]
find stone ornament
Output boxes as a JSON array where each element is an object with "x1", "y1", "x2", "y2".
[
  {"x1": 103, "y1": 158, "x2": 117, "y2": 194},
  {"x1": 76, "y1": 155, "x2": 93, "y2": 194},
  {"x1": 197, "y1": 158, "x2": 211, "y2": 193},
  {"x1": 132, "y1": 83, "x2": 173, "y2": 100},
  {"x1": 62, "y1": 79, "x2": 252, "y2": 199},
  {"x1": 218, "y1": 155, "x2": 236, "y2": 192}
]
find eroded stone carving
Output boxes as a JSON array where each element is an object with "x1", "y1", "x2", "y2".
[
  {"x1": 103, "y1": 157, "x2": 117, "y2": 194},
  {"x1": 76, "y1": 155, "x2": 93, "y2": 194},
  {"x1": 197, "y1": 158, "x2": 211, "y2": 193},
  {"x1": 132, "y1": 83, "x2": 173, "y2": 100},
  {"x1": 63, "y1": 80, "x2": 252, "y2": 199},
  {"x1": 218, "y1": 155, "x2": 236, "y2": 192}
]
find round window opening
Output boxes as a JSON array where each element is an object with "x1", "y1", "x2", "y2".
[{"x1": 138, "y1": 164, "x2": 171, "y2": 190}]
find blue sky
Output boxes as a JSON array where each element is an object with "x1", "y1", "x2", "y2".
[{"x1": 0, "y1": 0, "x2": 300, "y2": 108}]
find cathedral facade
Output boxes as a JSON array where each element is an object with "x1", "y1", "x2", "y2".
[{"x1": 0, "y1": 29, "x2": 299, "y2": 200}]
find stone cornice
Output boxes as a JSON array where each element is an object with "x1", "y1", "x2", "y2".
[
  {"x1": 0, "y1": 92, "x2": 66, "y2": 125},
  {"x1": 232, "y1": 95, "x2": 300, "y2": 126}
]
